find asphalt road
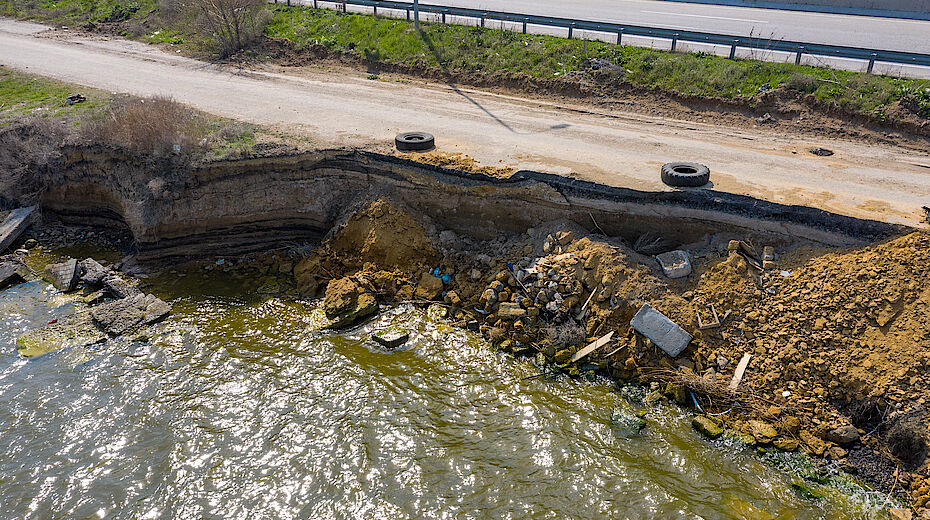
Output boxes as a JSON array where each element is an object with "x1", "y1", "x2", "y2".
[
  {"x1": 1, "y1": 19, "x2": 928, "y2": 227},
  {"x1": 418, "y1": 0, "x2": 930, "y2": 53},
  {"x1": 316, "y1": 0, "x2": 930, "y2": 76}
]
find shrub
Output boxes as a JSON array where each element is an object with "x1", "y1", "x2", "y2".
[
  {"x1": 81, "y1": 95, "x2": 207, "y2": 158},
  {"x1": 786, "y1": 72, "x2": 818, "y2": 94},
  {"x1": 189, "y1": 0, "x2": 270, "y2": 57}
]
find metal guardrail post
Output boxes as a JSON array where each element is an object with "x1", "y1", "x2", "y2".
[
  {"x1": 671, "y1": 33, "x2": 679, "y2": 52},
  {"x1": 313, "y1": 0, "x2": 317, "y2": 8},
  {"x1": 413, "y1": 0, "x2": 419, "y2": 28},
  {"x1": 480, "y1": 13, "x2": 485, "y2": 27},
  {"x1": 867, "y1": 53, "x2": 877, "y2": 73},
  {"x1": 796, "y1": 46, "x2": 804, "y2": 65},
  {"x1": 523, "y1": 18, "x2": 527, "y2": 34},
  {"x1": 342, "y1": 1, "x2": 347, "y2": 12},
  {"x1": 729, "y1": 40, "x2": 738, "y2": 59},
  {"x1": 568, "y1": 23, "x2": 574, "y2": 39},
  {"x1": 373, "y1": 4, "x2": 377, "y2": 16},
  {"x1": 617, "y1": 28, "x2": 623, "y2": 45},
  {"x1": 442, "y1": 10, "x2": 446, "y2": 23}
]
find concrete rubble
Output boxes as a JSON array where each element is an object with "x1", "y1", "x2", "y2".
[
  {"x1": 0, "y1": 206, "x2": 37, "y2": 253},
  {"x1": 630, "y1": 304, "x2": 692, "y2": 357}
]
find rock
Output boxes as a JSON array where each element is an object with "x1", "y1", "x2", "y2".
[
  {"x1": 791, "y1": 480, "x2": 826, "y2": 500},
  {"x1": 371, "y1": 327, "x2": 410, "y2": 349},
  {"x1": 91, "y1": 293, "x2": 172, "y2": 335},
  {"x1": 630, "y1": 304, "x2": 692, "y2": 357},
  {"x1": 611, "y1": 408, "x2": 646, "y2": 436},
  {"x1": 587, "y1": 58, "x2": 626, "y2": 80},
  {"x1": 692, "y1": 415, "x2": 724, "y2": 439},
  {"x1": 749, "y1": 420, "x2": 778, "y2": 444},
  {"x1": 826, "y1": 424, "x2": 860, "y2": 445},
  {"x1": 415, "y1": 273, "x2": 444, "y2": 300},
  {"x1": 102, "y1": 273, "x2": 141, "y2": 299},
  {"x1": 498, "y1": 302, "x2": 527, "y2": 318},
  {"x1": 470, "y1": 268, "x2": 482, "y2": 281},
  {"x1": 774, "y1": 437, "x2": 799, "y2": 451},
  {"x1": 724, "y1": 429, "x2": 757, "y2": 447},
  {"x1": 79, "y1": 258, "x2": 109, "y2": 285},
  {"x1": 24, "y1": 238, "x2": 37, "y2": 249},
  {"x1": 556, "y1": 231, "x2": 577, "y2": 246},
  {"x1": 44, "y1": 259, "x2": 80, "y2": 292},
  {"x1": 83, "y1": 289, "x2": 106, "y2": 305},
  {"x1": 655, "y1": 250, "x2": 692, "y2": 279},
  {"x1": 800, "y1": 429, "x2": 830, "y2": 456},
  {"x1": 294, "y1": 255, "x2": 325, "y2": 296},
  {"x1": 16, "y1": 313, "x2": 106, "y2": 357},
  {"x1": 0, "y1": 206, "x2": 37, "y2": 253},
  {"x1": 323, "y1": 277, "x2": 378, "y2": 328},
  {"x1": 554, "y1": 348, "x2": 573, "y2": 364},
  {"x1": 444, "y1": 290, "x2": 463, "y2": 307},
  {"x1": 0, "y1": 258, "x2": 30, "y2": 290},
  {"x1": 426, "y1": 304, "x2": 448, "y2": 320}
]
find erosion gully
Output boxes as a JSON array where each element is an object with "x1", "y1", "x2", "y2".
[{"x1": 0, "y1": 246, "x2": 894, "y2": 519}]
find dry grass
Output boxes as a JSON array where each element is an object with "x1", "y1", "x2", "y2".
[
  {"x1": 80, "y1": 95, "x2": 208, "y2": 159},
  {"x1": 646, "y1": 367, "x2": 777, "y2": 414}
]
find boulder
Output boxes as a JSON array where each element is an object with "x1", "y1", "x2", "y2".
[
  {"x1": 692, "y1": 415, "x2": 723, "y2": 439},
  {"x1": 322, "y1": 277, "x2": 378, "y2": 328},
  {"x1": 16, "y1": 314, "x2": 106, "y2": 357},
  {"x1": 79, "y1": 258, "x2": 109, "y2": 286},
  {"x1": 414, "y1": 273, "x2": 444, "y2": 300},
  {"x1": 44, "y1": 259, "x2": 80, "y2": 292},
  {"x1": 749, "y1": 420, "x2": 778, "y2": 444},
  {"x1": 826, "y1": 424, "x2": 860, "y2": 446},
  {"x1": 91, "y1": 293, "x2": 171, "y2": 335},
  {"x1": 774, "y1": 437, "x2": 799, "y2": 451}
]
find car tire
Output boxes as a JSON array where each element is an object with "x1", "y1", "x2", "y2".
[
  {"x1": 661, "y1": 162, "x2": 710, "y2": 187},
  {"x1": 395, "y1": 132, "x2": 435, "y2": 151}
]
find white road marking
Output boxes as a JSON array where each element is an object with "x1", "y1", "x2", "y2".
[{"x1": 640, "y1": 10, "x2": 769, "y2": 23}]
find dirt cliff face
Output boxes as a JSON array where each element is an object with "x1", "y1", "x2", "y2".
[{"x1": 33, "y1": 145, "x2": 905, "y2": 265}]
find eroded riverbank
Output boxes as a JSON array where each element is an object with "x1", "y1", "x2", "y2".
[
  {"x1": 0, "y1": 245, "x2": 906, "y2": 518},
  {"x1": 1, "y1": 140, "x2": 928, "y2": 515}
]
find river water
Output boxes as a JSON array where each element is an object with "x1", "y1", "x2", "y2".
[{"x1": 0, "y1": 256, "x2": 891, "y2": 519}]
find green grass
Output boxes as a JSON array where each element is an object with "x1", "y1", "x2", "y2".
[
  {"x1": 0, "y1": 67, "x2": 110, "y2": 123},
  {"x1": 3, "y1": 0, "x2": 156, "y2": 23},
  {"x1": 266, "y1": 6, "x2": 930, "y2": 120}
]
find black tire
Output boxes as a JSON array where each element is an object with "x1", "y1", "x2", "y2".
[
  {"x1": 395, "y1": 132, "x2": 435, "y2": 151},
  {"x1": 661, "y1": 162, "x2": 710, "y2": 187}
]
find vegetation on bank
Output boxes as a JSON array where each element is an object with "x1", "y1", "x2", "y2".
[
  {"x1": 4, "y1": 0, "x2": 929, "y2": 121},
  {"x1": 266, "y1": 6, "x2": 930, "y2": 120},
  {"x1": 0, "y1": 67, "x2": 255, "y2": 160}
]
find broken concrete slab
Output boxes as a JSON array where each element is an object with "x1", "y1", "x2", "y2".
[
  {"x1": 102, "y1": 273, "x2": 141, "y2": 299},
  {"x1": 0, "y1": 257, "x2": 32, "y2": 290},
  {"x1": 91, "y1": 293, "x2": 171, "y2": 335},
  {"x1": 44, "y1": 259, "x2": 80, "y2": 292},
  {"x1": 79, "y1": 258, "x2": 109, "y2": 286},
  {"x1": 655, "y1": 250, "x2": 692, "y2": 279},
  {"x1": 0, "y1": 206, "x2": 37, "y2": 253},
  {"x1": 630, "y1": 304, "x2": 692, "y2": 357},
  {"x1": 16, "y1": 313, "x2": 106, "y2": 357}
]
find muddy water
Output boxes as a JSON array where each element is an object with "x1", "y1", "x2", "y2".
[{"x1": 0, "y1": 264, "x2": 890, "y2": 519}]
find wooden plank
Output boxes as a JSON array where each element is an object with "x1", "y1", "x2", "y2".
[
  {"x1": 569, "y1": 330, "x2": 614, "y2": 363},
  {"x1": 728, "y1": 353, "x2": 752, "y2": 390},
  {"x1": 0, "y1": 206, "x2": 37, "y2": 253}
]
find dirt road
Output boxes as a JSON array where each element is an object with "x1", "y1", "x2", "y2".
[{"x1": 1, "y1": 19, "x2": 928, "y2": 227}]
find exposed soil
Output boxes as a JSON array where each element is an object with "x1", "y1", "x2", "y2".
[
  {"x1": 397, "y1": 151, "x2": 515, "y2": 178},
  {"x1": 291, "y1": 198, "x2": 930, "y2": 513}
]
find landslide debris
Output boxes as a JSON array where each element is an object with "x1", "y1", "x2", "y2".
[{"x1": 289, "y1": 198, "x2": 929, "y2": 507}]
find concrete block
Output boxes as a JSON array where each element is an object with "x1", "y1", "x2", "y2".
[
  {"x1": 0, "y1": 206, "x2": 37, "y2": 253},
  {"x1": 630, "y1": 304, "x2": 692, "y2": 357},
  {"x1": 656, "y1": 250, "x2": 692, "y2": 279}
]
